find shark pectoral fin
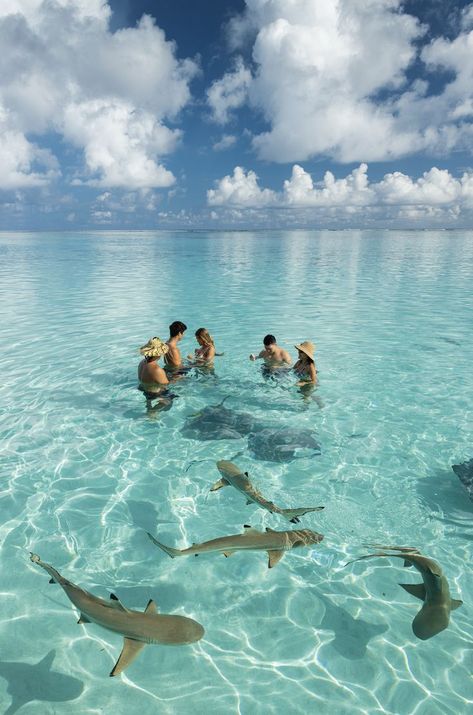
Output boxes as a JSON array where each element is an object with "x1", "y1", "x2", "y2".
[
  {"x1": 450, "y1": 599, "x2": 463, "y2": 610},
  {"x1": 243, "y1": 525, "x2": 261, "y2": 534},
  {"x1": 210, "y1": 478, "x2": 229, "y2": 491},
  {"x1": 265, "y1": 527, "x2": 277, "y2": 533},
  {"x1": 403, "y1": 560, "x2": 414, "y2": 567},
  {"x1": 223, "y1": 551, "x2": 235, "y2": 557},
  {"x1": 109, "y1": 593, "x2": 130, "y2": 612},
  {"x1": 268, "y1": 550, "x2": 284, "y2": 568},
  {"x1": 399, "y1": 582, "x2": 426, "y2": 600},
  {"x1": 144, "y1": 599, "x2": 158, "y2": 614},
  {"x1": 77, "y1": 613, "x2": 91, "y2": 624},
  {"x1": 110, "y1": 638, "x2": 146, "y2": 677}
]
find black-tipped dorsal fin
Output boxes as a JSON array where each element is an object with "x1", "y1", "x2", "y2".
[
  {"x1": 243, "y1": 525, "x2": 260, "y2": 534},
  {"x1": 110, "y1": 638, "x2": 146, "y2": 677},
  {"x1": 144, "y1": 599, "x2": 158, "y2": 614},
  {"x1": 268, "y1": 550, "x2": 284, "y2": 568},
  {"x1": 399, "y1": 582, "x2": 426, "y2": 600},
  {"x1": 451, "y1": 599, "x2": 463, "y2": 611},
  {"x1": 109, "y1": 593, "x2": 129, "y2": 612}
]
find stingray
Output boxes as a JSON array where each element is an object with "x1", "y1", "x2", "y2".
[
  {"x1": 182, "y1": 398, "x2": 260, "y2": 441},
  {"x1": 452, "y1": 458, "x2": 473, "y2": 501},
  {"x1": 247, "y1": 427, "x2": 321, "y2": 462}
]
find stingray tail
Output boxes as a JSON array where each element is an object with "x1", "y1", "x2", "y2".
[
  {"x1": 146, "y1": 532, "x2": 180, "y2": 558},
  {"x1": 281, "y1": 506, "x2": 325, "y2": 523}
]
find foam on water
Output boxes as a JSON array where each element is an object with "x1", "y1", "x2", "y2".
[{"x1": 0, "y1": 230, "x2": 472, "y2": 714}]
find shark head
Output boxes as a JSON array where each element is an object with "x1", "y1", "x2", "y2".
[{"x1": 288, "y1": 529, "x2": 324, "y2": 548}]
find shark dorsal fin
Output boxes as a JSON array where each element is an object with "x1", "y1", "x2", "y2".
[
  {"x1": 268, "y1": 550, "x2": 284, "y2": 568},
  {"x1": 244, "y1": 472, "x2": 249, "y2": 477},
  {"x1": 110, "y1": 638, "x2": 146, "y2": 677},
  {"x1": 144, "y1": 599, "x2": 158, "y2": 614},
  {"x1": 451, "y1": 599, "x2": 463, "y2": 611},
  {"x1": 39, "y1": 650, "x2": 56, "y2": 670},
  {"x1": 399, "y1": 582, "x2": 426, "y2": 600},
  {"x1": 243, "y1": 525, "x2": 260, "y2": 534},
  {"x1": 109, "y1": 593, "x2": 129, "y2": 612}
]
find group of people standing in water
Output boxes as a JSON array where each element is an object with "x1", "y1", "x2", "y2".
[{"x1": 138, "y1": 320, "x2": 317, "y2": 410}]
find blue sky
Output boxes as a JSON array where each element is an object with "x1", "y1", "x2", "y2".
[{"x1": 1, "y1": 0, "x2": 473, "y2": 229}]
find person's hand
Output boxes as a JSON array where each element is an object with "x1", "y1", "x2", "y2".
[{"x1": 250, "y1": 354, "x2": 256, "y2": 361}]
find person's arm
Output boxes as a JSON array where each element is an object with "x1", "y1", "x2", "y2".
[
  {"x1": 282, "y1": 350, "x2": 292, "y2": 365},
  {"x1": 308, "y1": 362, "x2": 317, "y2": 383},
  {"x1": 250, "y1": 349, "x2": 265, "y2": 361},
  {"x1": 148, "y1": 362, "x2": 169, "y2": 385},
  {"x1": 156, "y1": 366, "x2": 169, "y2": 385},
  {"x1": 296, "y1": 362, "x2": 316, "y2": 385}
]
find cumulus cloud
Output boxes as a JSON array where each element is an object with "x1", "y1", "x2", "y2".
[
  {"x1": 0, "y1": 121, "x2": 60, "y2": 189},
  {"x1": 207, "y1": 166, "x2": 276, "y2": 206},
  {"x1": 214, "y1": 0, "x2": 473, "y2": 163},
  {"x1": 0, "y1": 1, "x2": 197, "y2": 190},
  {"x1": 206, "y1": 56, "x2": 252, "y2": 124},
  {"x1": 207, "y1": 163, "x2": 473, "y2": 219},
  {"x1": 213, "y1": 134, "x2": 237, "y2": 151}
]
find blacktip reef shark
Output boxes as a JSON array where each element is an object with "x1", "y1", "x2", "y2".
[
  {"x1": 30, "y1": 553, "x2": 204, "y2": 677},
  {"x1": 147, "y1": 524, "x2": 324, "y2": 568},
  {"x1": 211, "y1": 460, "x2": 324, "y2": 523},
  {"x1": 345, "y1": 545, "x2": 463, "y2": 640}
]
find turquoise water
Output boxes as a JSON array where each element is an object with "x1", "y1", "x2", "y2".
[{"x1": 0, "y1": 229, "x2": 472, "y2": 714}]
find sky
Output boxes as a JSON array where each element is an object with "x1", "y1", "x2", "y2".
[{"x1": 1, "y1": 0, "x2": 473, "y2": 230}]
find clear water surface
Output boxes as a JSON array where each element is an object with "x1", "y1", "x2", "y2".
[{"x1": 0, "y1": 230, "x2": 472, "y2": 715}]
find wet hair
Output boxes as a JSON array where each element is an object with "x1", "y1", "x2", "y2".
[
  {"x1": 169, "y1": 321, "x2": 187, "y2": 338},
  {"x1": 195, "y1": 327, "x2": 214, "y2": 347},
  {"x1": 263, "y1": 334, "x2": 276, "y2": 346}
]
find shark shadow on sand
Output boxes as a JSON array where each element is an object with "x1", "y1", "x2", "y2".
[
  {"x1": 0, "y1": 650, "x2": 83, "y2": 715},
  {"x1": 315, "y1": 594, "x2": 388, "y2": 660}
]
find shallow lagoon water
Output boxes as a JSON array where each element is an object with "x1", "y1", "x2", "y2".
[{"x1": 0, "y1": 229, "x2": 472, "y2": 714}]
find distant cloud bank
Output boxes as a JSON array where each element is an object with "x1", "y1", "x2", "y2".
[{"x1": 207, "y1": 164, "x2": 473, "y2": 221}]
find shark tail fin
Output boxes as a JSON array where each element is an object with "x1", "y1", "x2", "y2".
[
  {"x1": 281, "y1": 506, "x2": 325, "y2": 523},
  {"x1": 147, "y1": 532, "x2": 179, "y2": 558},
  {"x1": 451, "y1": 599, "x2": 463, "y2": 610}
]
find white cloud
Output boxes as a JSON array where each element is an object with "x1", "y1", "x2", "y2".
[
  {"x1": 207, "y1": 163, "x2": 473, "y2": 220},
  {"x1": 215, "y1": 0, "x2": 473, "y2": 163},
  {"x1": 213, "y1": 134, "x2": 237, "y2": 151},
  {"x1": 63, "y1": 100, "x2": 178, "y2": 188},
  {"x1": 0, "y1": 126, "x2": 59, "y2": 189},
  {"x1": 0, "y1": 2, "x2": 198, "y2": 190},
  {"x1": 207, "y1": 166, "x2": 276, "y2": 207},
  {"x1": 206, "y1": 56, "x2": 252, "y2": 124}
]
